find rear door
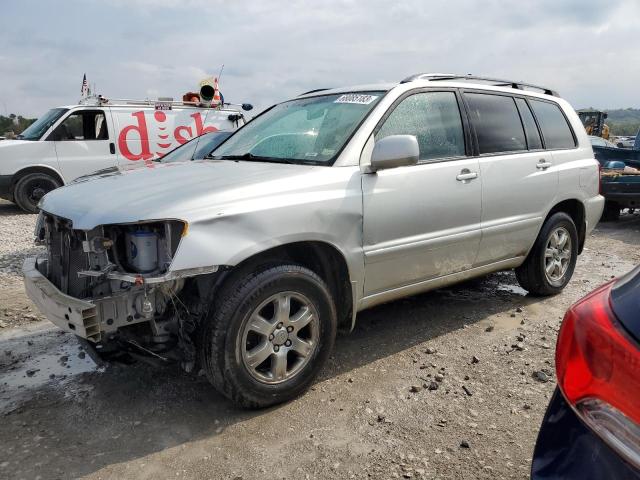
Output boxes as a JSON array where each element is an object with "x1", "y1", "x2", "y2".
[
  {"x1": 463, "y1": 92, "x2": 558, "y2": 266},
  {"x1": 362, "y1": 90, "x2": 482, "y2": 296},
  {"x1": 48, "y1": 108, "x2": 117, "y2": 181}
]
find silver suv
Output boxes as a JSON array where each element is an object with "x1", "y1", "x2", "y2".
[{"x1": 24, "y1": 74, "x2": 604, "y2": 407}]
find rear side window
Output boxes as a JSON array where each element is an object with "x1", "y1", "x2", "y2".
[
  {"x1": 465, "y1": 93, "x2": 526, "y2": 154},
  {"x1": 515, "y1": 98, "x2": 543, "y2": 150},
  {"x1": 376, "y1": 91, "x2": 466, "y2": 161},
  {"x1": 529, "y1": 100, "x2": 576, "y2": 149}
]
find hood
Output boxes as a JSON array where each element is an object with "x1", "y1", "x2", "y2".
[
  {"x1": 0, "y1": 139, "x2": 32, "y2": 148},
  {"x1": 40, "y1": 160, "x2": 323, "y2": 229}
]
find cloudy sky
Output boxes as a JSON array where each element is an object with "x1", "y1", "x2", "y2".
[{"x1": 1, "y1": 0, "x2": 638, "y2": 118}]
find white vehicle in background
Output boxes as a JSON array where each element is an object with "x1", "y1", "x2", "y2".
[{"x1": 0, "y1": 93, "x2": 250, "y2": 212}]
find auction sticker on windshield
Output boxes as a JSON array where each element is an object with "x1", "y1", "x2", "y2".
[{"x1": 334, "y1": 94, "x2": 379, "y2": 105}]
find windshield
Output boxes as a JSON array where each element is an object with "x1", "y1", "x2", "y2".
[
  {"x1": 18, "y1": 108, "x2": 68, "y2": 140},
  {"x1": 213, "y1": 92, "x2": 384, "y2": 165}
]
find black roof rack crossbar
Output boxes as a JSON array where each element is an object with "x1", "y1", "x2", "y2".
[
  {"x1": 400, "y1": 73, "x2": 559, "y2": 97},
  {"x1": 298, "y1": 88, "x2": 333, "y2": 96}
]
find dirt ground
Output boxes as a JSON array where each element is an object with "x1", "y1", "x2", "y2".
[{"x1": 1, "y1": 198, "x2": 639, "y2": 480}]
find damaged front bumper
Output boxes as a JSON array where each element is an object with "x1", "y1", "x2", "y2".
[
  {"x1": 23, "y1": 256, "x2": 102, "y2": 341},
  {"x1": 23, "y1": 255, "x2": 220, "y2": 345}
]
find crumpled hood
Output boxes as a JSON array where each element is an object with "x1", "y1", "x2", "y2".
[{"x1": 40, "y1": 160, "x2": 321, "y2": 229}]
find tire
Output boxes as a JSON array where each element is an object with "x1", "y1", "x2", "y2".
[
  {"x1": 515, "y1": 212, "x2": 578, "y2": 296},
  {"x1": 601, "y1": 201, "x2": 620, "y2": 222},
  {"x1": 200, "y1": 264, "x2": 337, "y2": 408},
  {"x1": 13, "y1": 172, "x2": 61, "y2": 213}
]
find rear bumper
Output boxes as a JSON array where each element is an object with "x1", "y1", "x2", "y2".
[
  {"x1": 532, "y1": 388, "x2": 640, "y2": 479},
  {"x1": 23, "y1": 256, "x2": 102, "y2": 342},
  {"x1": 0, "y1": 174, "x2": 13, "y2": 201},
  {"x1": 602, "y1": 191, "x2": 640, "y2": 206},
  {"x1": 584, "y1": 195, "x2": 604, "y2": 233}
]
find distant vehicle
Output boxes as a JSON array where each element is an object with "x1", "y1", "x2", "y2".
[
  {"x1": 158, "y1": 130, "x2": 233, "y2": 163},
  {"x1": 578, "y1": 109, "x2": 610, "y2": 139},
  {"x1": 616, "y1": 136, "x2": 636, "y2": 149},
  {"x1": 590, "y1": 137, "x2": 640, "y2": 220},
  {"x1": 0, "y1": 94, "x2": 249, "y2": 213},
  {"x1": 25, "y1": 73, "x2": 604, "y2": 408},
  {"x1": 589, "y1": 135, "x2": 618, "y2": 148},
  {"x1": 532, "y1": 266, "x2": 640, "y2": 479}
]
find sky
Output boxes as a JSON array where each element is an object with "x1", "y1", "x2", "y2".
[{"x1": 1, "y1": 0, "x2": 639, "y2": 118}]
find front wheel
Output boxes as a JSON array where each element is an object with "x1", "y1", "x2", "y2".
[
  {"x1": 200, "y1": 264, "x2": 337, "y2": 408},
  {"x1": 515, "y1": 212, "x2": 578, "y2": 296},
  {"x1": 13, "y1": 172, "x2": 61, "y2": 213}
]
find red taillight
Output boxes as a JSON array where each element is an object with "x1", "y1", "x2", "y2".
[
  {"x1": 598, "y1": 163, "x2": 603, "y2": 195},
  {"x1": 556, "y1": 281, "x2": 640, "y2": 467}
]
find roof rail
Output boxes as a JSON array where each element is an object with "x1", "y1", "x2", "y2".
[
  {"x1": 298, "y1": 88, "x2": 332, "y2": 96},
  {"x1": 400, "y1": 73, "x2": 559, "y2": 97}
]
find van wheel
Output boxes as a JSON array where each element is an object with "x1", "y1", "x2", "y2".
[
  {"x1": 601, "y1": 201, "x2": 620, "y2": 222},
  {"x1": 515, "y1": 212, "x2": 578, "y2": 296},
  {"x1": 14, "y1": 173, "x2": 61, "y2": 213},
  {"x1": 200, "y1": 264, "x2": 337, "y2": 408}
]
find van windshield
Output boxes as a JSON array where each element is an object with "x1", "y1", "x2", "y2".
[
  {"x1": 17, "y1": 108, "x2": 69, "y2": 140},
  {"x1": 212, "y1": 92, "x2": 384, "y2": 165}
]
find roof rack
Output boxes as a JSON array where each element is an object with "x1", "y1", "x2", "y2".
[
  {"x1": 400, "y1": 73, "x2": 559, "y2": 97},
  {"x1": 78, "y1": 95, "x2": 253, "y2": 110}
]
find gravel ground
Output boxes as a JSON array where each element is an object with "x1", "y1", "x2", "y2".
[
  {"x1": 0, "y1": 200, "x2": 44, "y2": 330},
  {"x1": 0, "y1": 197, "x2": 639, "y2": 479}
]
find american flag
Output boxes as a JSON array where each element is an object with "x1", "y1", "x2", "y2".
[{"x1": 81, "y1": 74, "x2": 89, "y2": 97}]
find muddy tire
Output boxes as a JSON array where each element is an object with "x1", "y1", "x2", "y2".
[
  {"x1": 13, "y1": 172, "x2": 61, "y2": 213},
  {"x1": 515, "y1": 212, "x2": 578, "y2": 296},
  {"x1": 601, "y1": 201, "x2": 620, "y2": 222},
  {"x1": 200, "y1": 264, "x2": 337, "y2": 408}
]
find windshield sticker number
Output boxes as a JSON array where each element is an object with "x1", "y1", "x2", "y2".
[{"x1": 334, "y1": 94, "x2": 379, "y2": 105}]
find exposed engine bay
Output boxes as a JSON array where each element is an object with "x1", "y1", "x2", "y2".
[{"x1": 32, "y1": 212, "x2": 218, "y2": 369}]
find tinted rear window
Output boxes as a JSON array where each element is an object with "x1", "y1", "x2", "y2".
[
  {"x1": 465, "y1": 93, "x2": 526, "y2": 154},
  {"x1": 515, "y1": 98, "x2": 543, "y2": 150},
  {"x1": 530, "y1": 100, "x2": 576, "y2": 149}
]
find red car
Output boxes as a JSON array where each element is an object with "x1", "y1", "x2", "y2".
[{"x1": 532, "y1": 266, "x2": 640, "y2": 478}]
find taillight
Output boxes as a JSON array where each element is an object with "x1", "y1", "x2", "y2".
[
  {"x1": 556, "y1": 281, "x2": 640, "y2": 468},
  {"x1": 598, "y1": 162, "x2": 603, "y2": 195}
]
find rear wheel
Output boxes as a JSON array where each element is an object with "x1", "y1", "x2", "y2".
[
  {"x1": 516, "y1": 212, "x2": 578, "y2": 296},
  {"x1": 13, "y1": 172, "x2": 61, "y2": 213},
  {"x1": 601, "y1": 201, "x2": 620, "y2": 222},
  {"x1": 200, "y1": 264, "x2": 337, "y2": 408}
]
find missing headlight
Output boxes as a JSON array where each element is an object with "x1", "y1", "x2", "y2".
[{"x1": 107, "y1": 220, "x2": 186, "y2": 275}]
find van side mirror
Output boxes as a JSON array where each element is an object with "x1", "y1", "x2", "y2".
[{"x1": 370, "y1": 135, "x2": 419, "y2": 172}]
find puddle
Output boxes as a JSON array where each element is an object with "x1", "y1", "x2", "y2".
[
  {"x1": 496, "y1": 283, "x2": 528, "y2": 296},
  {"x1": 1, "y1": 342, "x2": 98, "y2": 389},
  {"x1": 0, "y1": 328, "x2": 103, "y2": 413}
]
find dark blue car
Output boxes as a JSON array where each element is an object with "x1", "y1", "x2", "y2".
[{"x1": 532, "y1": 266, "x2": 640, "y2": 479}]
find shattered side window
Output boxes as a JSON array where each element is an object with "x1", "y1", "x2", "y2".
[{"x1": 376, "y1": 91, "x2": 466, "y2": 161}]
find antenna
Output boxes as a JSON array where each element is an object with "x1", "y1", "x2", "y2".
[{"x1": 217, "y1": 64, "x2": 225, "y2": 84}]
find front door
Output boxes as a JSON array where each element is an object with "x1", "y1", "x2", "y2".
[
  {"x1": 49, "y1": 109, "x2": 117, "y2": 181},
  {"x1": 362, "y1": 90, "x2": 482, "y2": 297}
]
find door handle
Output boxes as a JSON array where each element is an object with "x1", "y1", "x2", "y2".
[
  {"x1": 536, "y1": 159, "x2": 553, "y2": 170},
  {"x1": 109, "y1": 142, "x2": 116, "y2": 154},
  {"x1": 456, "y1": 169, "x2": 478, "y2": 181}
]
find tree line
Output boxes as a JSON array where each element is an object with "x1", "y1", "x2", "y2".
[{"x1": 606, "y1": 108, "x2": 640, "y2": 136}]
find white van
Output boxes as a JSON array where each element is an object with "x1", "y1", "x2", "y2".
[{"x1": 0, "y1": 98, "x2": 246, "y2": 212}]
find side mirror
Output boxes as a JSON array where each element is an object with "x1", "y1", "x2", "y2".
[{"x1": 370, "y1": 135, "x2": 419, "y2": 172}]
